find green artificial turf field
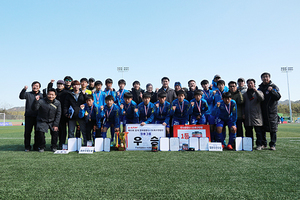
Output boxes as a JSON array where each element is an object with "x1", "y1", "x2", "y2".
[{"x1": 0, "y1": 124, "x2": 299, "y2": 199}]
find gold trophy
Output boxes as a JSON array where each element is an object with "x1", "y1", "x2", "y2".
[{"x1": 115, "y1": 132, "x2": 128, "y2": 151}]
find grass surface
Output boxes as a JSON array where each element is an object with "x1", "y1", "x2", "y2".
[{"x1": 0, "y1": 124, "x2": 299, "y2": 199}]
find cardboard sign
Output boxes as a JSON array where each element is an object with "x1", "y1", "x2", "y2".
[
  {"x1": 173, "y1": 125, "x2": 210, "y2": 149},
  {"x1": 126, "y1": 124, "x2": 165, "y2": 151}
]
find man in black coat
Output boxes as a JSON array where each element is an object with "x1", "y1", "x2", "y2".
[
  {"x1": 47, "y1": 79, "x2": 70, "y2": 149},
  {"x1": 19, "y1": 81, "x2": 44, "y2": 151},
  {"x1": 259, "y1": 72, "x2": 281, "y2": 150},
  {"x1": 130, "y1": 81, "x2": 144, "y2": 105},
  {"x1": 33, "y1": 88, "x2": 61, "y2": 152},
  {"x1": 63, "y1": 80, "x2": 87, "y2": 145}
]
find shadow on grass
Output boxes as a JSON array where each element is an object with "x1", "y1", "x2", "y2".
[{"x1": 0, "y1": 144, "x2": 25, "y2": 151}]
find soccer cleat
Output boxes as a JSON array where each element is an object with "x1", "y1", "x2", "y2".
[
  {"x1": 39, "y1": 149, "x2": 44, "y2": 153},
  {"x1": 227, "y1": 144, "x2": 233, "y2": 150},
  {"x1": 270, "y1": 146, "x2": 276, "y2": 151}
]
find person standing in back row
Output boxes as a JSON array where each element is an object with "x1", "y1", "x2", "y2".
[
  {"x1": 259, "y1": 72, "x2": 281, "y2": 150},
  {"x1": 19, "y1": 81, "x2": 44, "y2": 152}
]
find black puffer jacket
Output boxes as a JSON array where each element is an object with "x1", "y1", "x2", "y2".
[
  {"x1": 259, "y1": 81, "x2": 281, "y2": 132},
  {"x1": 131, "y1": 88, "x2": 144, "y2": 105},
  {"x1": 63, "y1": 91, "x2": 86, "y2": 120},
  {"x1": 33, "y1": 98, "x2": 61, "y2": 132},
  {"x1": 19, "y1": 89, "x2": 44, "y2": 117}
]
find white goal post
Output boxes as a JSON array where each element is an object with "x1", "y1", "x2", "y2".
[{"x1": 0, "y1": 113, "x2": 5, "y2": 124}]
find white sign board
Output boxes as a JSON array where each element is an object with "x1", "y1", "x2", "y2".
[
  {"x1": 95, "y1": 138, "x2": 104, "y2": 152},
  {"x1": 104, "y1": 138, "x2": 111, "y2": 152},
  {"x1": 243, "y1": 137, "x2": 253, "y2": 151},
  {"x1": 79, "y1": 147, "x2": 94, "y2": 154},
  {"x1": 160, "y1": 137, "x2": 170, "y2": 151},
  {"x1": 189, "y1": 137, "x2": 199, "y2": 150},
  {"x1": 208, "y1": 142, "x2": 223, "y2": 151},
  {"x1": 170, "y1": 137, "x2": 180, "y2": 151},
  {"x1": 200, "y1": 137, "x2": 209, "y2": 151},
  {"x1": 235, "y1": 137, "x2": 243, "y2": 151},
  {"x1": 126, "y1": 124, "x2": 165, "y2": 151},
  {"x1": 68, "y1": 138, "x2": 82, "y2": 152},
  {"x1": 54, "y1": 150, "x2": 69, "y2": 154}
]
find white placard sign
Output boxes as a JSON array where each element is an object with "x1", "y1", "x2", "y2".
[
  {"x1": 189, "y1": 137, "x2": 199, "y2": 150},
  {"x1": 54, "y1": 150, "x2": 69, "y2": 154},
  {"x1": 94, "y1": 138, "x2": 104, "y2": 152},
  {"x1": 243, "y1": 137, "x2": 253, "y2": 151},
  {"x1": 126, "y1": 124, "x2": 165, "y2": 151},
  {"x1": 68, "y1": 138, "x2": 77, "y2": 152},
  {"x1": 235, "y1": 137, "x2": 243, "y2": 151},
  {"x1": 104, "y1": 138, "x2": 111, "y2": 152},
  {"x1": 79, "y1": 147, "x2": 94, "y2": 154},
  {"x1": 208, "y1": 142, "x2": 223, "y2": 151},
  {"x1": 77, "y1": 138, "x2": 82, "y2": 150},
  {"x1": 160, "y1": 137, "x2": 170, "y2": 151},
  {"x1": 170, "y1": 137, "x2": 180, "y2": 151},
  {"x1": 199, "y1": 137, "x2": 209, "y2": 151}
]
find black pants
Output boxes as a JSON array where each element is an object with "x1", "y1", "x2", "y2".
[
  {"x1": 86, "y1": 120, "x2": 96, "y2": 142},
  {"x1": 236, "y1": 118, "x2": 244, "y2": 137},
  {"x1": 24, "y1": 116, "x2": 38, "y2": 150},
  {"x1": 58, "y1": 117, "x2": 68, "y2": 148},
  {"x1": 36, "y1": 130, "x2": 58, "y2": 150},
  {"x1": 245, "y1": 126, "x2": 263, "y2": 147},
  {"x1": 262, "y1": 130, "x2": 277, "y2": 147}
]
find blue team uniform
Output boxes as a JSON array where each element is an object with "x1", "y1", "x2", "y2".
[
  {"x1": 170, "y1": 99, "x2": 191, "y2": 125},
  {"x1": 115, "y1": 89, "x2": 129, "y2": 105},
  {"x1": 153, "y1": 101, "x2": 171, "y2": 127},
  {"x1": 78, "y1": 102, "x2": 98, "y2": 122},
  {"x1": 213, "y1": 90, "x2": 225, "y2": 106},
  {"x1": 93, "y1": 90, "x2": 106, "y2": 108},
  {"x1": 120, "y1": 100, "x2": 139, "y2": 125},
  {"x1": 211, "y1": 80, "x2": 229, "y2": 92},
  {"x1": 104, "y1": 89, "x2": 117, "y2": 102},
  {"x1": 78, "y1": 102, "x2": 99, "y2": 144},
  {"x1": 189, "y1": 98, "x2": 208, "y2": 125},
  {"x1": 137, "y1": 102, "x2": 155, "y2": 124},
  {"x1": 212, "y1": 99, "x2": 237, "y2": 145},
  {"x1": 100, "y1": 104, "x2": 120, "y2": 139},
  {"x1": 202, "y1": 89, "x2": 215, "y2": 125}
]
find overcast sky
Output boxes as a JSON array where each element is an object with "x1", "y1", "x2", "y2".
[{"x1": 0, "y1": 0, "x2": 299, "y2": 108}]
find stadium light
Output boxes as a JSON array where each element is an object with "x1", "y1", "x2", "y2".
[
  {"x1": 281, "y1": 66, "x2": 293, "y2": 122},
  {"x1": 117, "y1": 66, "x2": 129, "y2": 78}
]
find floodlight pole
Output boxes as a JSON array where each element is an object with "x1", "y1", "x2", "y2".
[
  {"x1": 281, "y1": 66, "x2": 293, "y2": 122},
  {"x1": 117, "y1": 66, "x2": 130, "y2": 78}
]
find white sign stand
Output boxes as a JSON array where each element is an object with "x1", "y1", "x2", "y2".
[
  {"x1": 200, "y1": 137, "x2": 209, "y2": 151},
  {"x1": 104, "y1": 138, "x2": 111, "y2": 152},
  {"x1": 235, "y1": 137, "x2": 243, "y2": 151},
  {"x1": 95, "y1": 138, "x2": 104, "y2": 152},
  {"x1": 243, "y1": 137, "x2": 253, "y2": 151},
  {"x1": 170, "y1": 137, "x2": 180, "y2": 151},
  {"x1": 189, "y1": 137, "x2": 199, "y2": 150},
  {"x1": 159, "y1": 137, "x2": 170, "y2": 151}
]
